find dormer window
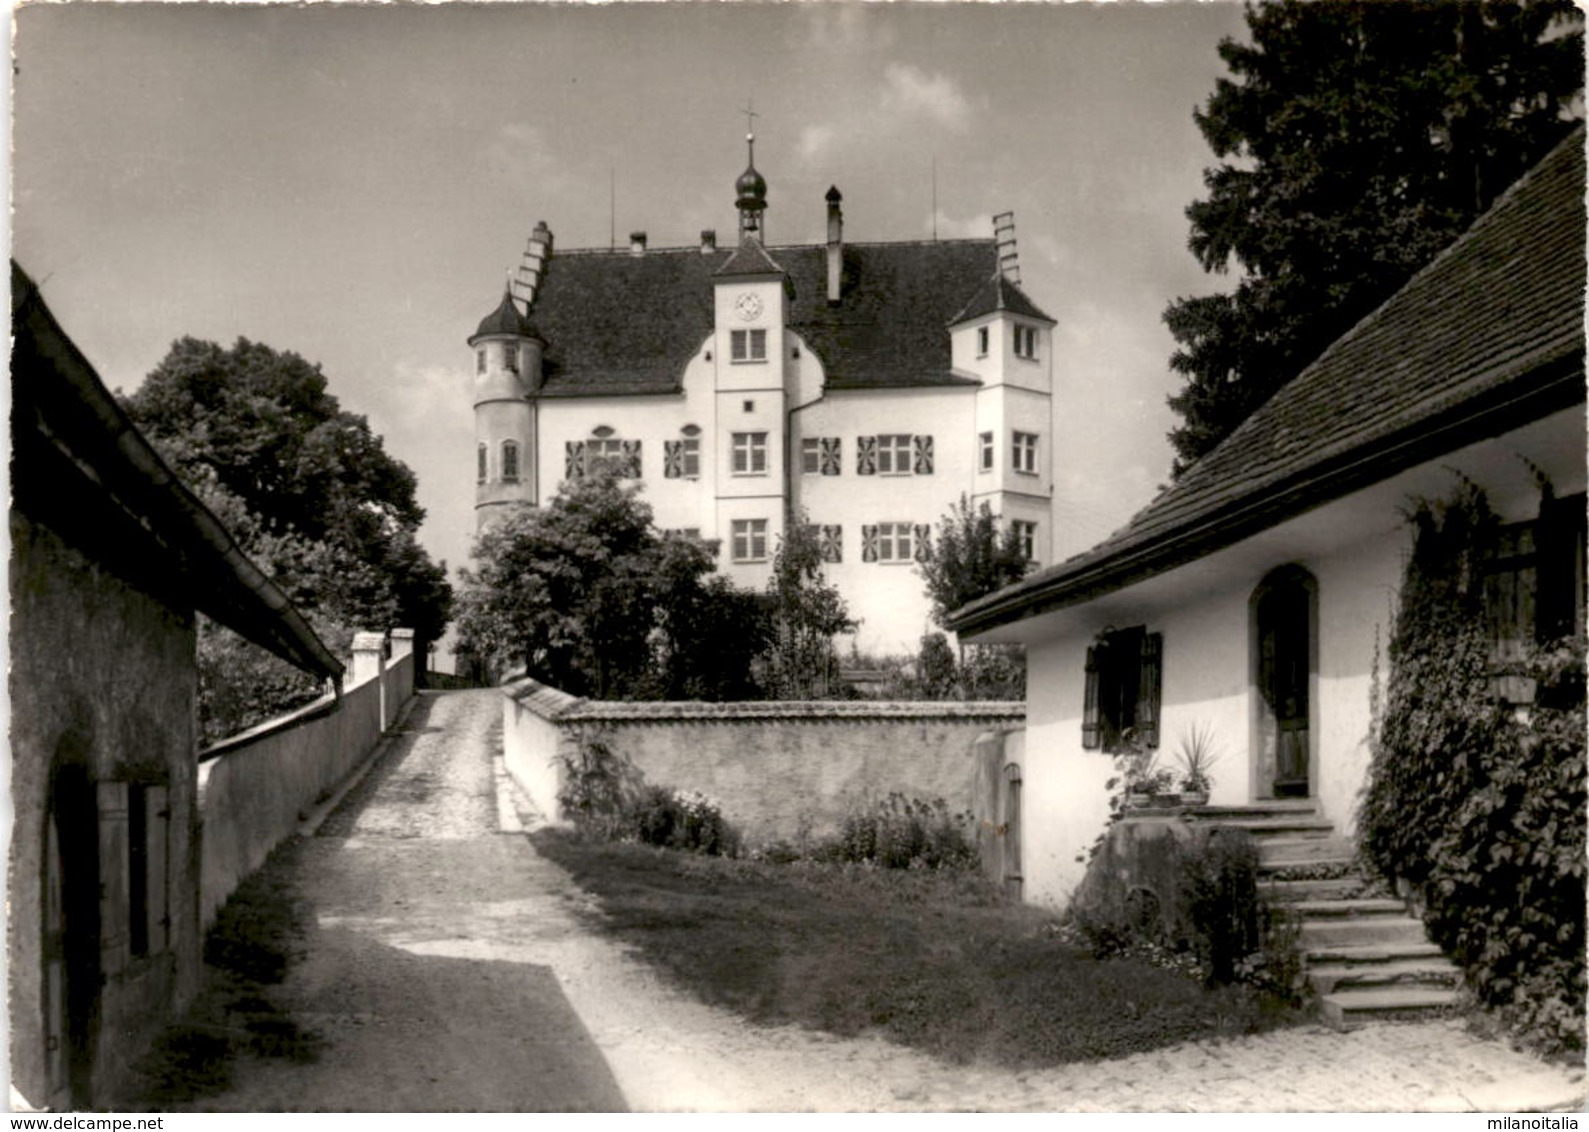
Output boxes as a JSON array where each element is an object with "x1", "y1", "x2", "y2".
[{"x1": 1014, "y1": 325, "x2": 1038, "y2": 360}]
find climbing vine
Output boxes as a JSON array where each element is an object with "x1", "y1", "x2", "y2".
[{"x1": 1358, "y1": 484, "x2": 1586, "y2": 1054}]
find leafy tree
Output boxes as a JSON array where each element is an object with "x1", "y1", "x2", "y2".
[
  {"x1": 649, "y1": 535, "x2": 770, "y2": 701},
  {"x1": 1165, "y1": 0, "x2": 1583, "y2": 474},
  {"x1": 761, "y1": 515, "x2": 857, "y2": 700},
  {"x1": 918, "y1": 495, "x2": 1032, "y2": 627}
]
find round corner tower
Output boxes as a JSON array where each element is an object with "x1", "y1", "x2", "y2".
[{"x1": 469, "y1": 288, "x2": 542, "y2": 529}]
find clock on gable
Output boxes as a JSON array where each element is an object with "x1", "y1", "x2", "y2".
[{"x1": 734, "y1": 292, "x2": 763, "y2": 322}]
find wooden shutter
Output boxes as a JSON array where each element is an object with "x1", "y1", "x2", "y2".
[
  {"x1": 145, "y1": 786, "x2": 170, "y2": 955},
  {"x1": 565, "y1": 441, "x2": 586, "y2": 480},
  {"x1": 1137, "y1": 633, "x2": 1163, "y2": 749},
  {"x1": 97, "y1": 781, "x2": 130, "y2": 977},
  {"x1": 856, "y1": 435, "x2": 877, "y2": 475},
  {"x1": 621, "y1": 439, "x2": 641, "y2": 478},
  {"x1": 663, "y1": 440, "x2": 683, "y2": 478},
  {"x1": 861, "y1": 524, "x2": 879, "y2": 562},
  {"x1": 913, "y1": 524, "x2": 933, "y2": 562},
  {"x1": 821, "y1": 437, "x2": 841, "y2": 476},
  {"x1": 1082, "y1": 646, "x2": 1101, "y2": 750},
  {"x1": 820, "y1": 525, "x2": 842, "y2": 564},
  {"x1": 913, "y1": 434, "x2": 935, "y2": 475}
]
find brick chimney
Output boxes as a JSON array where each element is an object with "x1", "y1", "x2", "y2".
[
  {"x1": 701, "y1": 229, "x2": 717, "y2": 254},
  {"x1": 825, "y1": 186, "x2": 843, "y2": 305}
]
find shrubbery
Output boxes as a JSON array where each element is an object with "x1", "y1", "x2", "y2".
[
  {"x1": 557, "y1": 732, "x2": 738, "y2": 856},
  {"x1": 830, "y1": 793, "x2": 979, "y2": 871},
  {"x1": 1358, "y1": 487, "x2": 1586, "y2": 1055}
]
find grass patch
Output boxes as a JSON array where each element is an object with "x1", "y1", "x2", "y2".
[
  {"x1": 532, "y1": 829, "x2": 1302, "y2": 1067},
  {"x1": 122, "y1": 837, "x2": 323, "y2": 1108}
]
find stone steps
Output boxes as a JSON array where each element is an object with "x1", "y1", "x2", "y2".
[{"x1": 1191, "y1": 803, "x2": 1462, "y2": 1033}]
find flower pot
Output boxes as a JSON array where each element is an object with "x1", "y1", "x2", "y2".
[
  {"x1": 1126, "y1": 790, "x2": 1155, "y2": 810},
  {"x1": 1179, "y1": 789, "x2": 1209, "y2": 807}
]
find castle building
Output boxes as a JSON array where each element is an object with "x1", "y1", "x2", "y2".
[{"x1": 470, "y1": 136, "x2": 1057, "y2": 654}]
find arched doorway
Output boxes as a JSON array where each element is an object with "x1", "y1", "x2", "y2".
[{"x1": 1253, "y1": 567, "x2": 1316, "y2": 799}]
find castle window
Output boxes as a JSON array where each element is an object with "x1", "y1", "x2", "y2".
[
  {"x1": 501, "y1": 440, "x2": 520, "y2": 484},
  {"x1": 570, "y1": 432, "x2": 640, "y2": 479},
  {"x1": 664, "y1": 434, "x2": 700, "y2": 479},
  {"x1": 863, "y1": 522, "x2": 915, "y2": 564},
  {"x1": 476, "y1": 348, "x2": 486, "y2": 375},
  {"x1": 1013, "y1": 431, "x2": 1039, "y2": 475},
  {"x1": 731, "y1": 329, "x2": 767, "y2": 363},
  {"x1": 876, "y1": 435, "x2": 912, "y2": 475},
  {"x1": 732, "y1": 432, "x2": 768, "y2": 475},
  {"x1": 1083, "y1": 627, "x2": 1163, "y2": 752},
  {"x1": 477, "y1": 443, "x2": 487, "y2": 484},
  {"x1": 1011, "y1": 519, "x2": 1037, "y2": 562},
  {"x1": 980, "y1": 432, "x2": 994, "y2": 472},
  {"x1": 504, "y1": 344, "x2": 519, "y2": 375},
  {"x1": 977, "y1": 326, "x2": 990, "y2": 357},
  {"x1": 732, "y1": 518, "x2": 768, "y2": 562},
  {"x1": 1014, "y1": 325, "x2": 1038, "y2": 360}
]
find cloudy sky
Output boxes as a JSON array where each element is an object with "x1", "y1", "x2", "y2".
[{"x1": 12, "y1": 1, "x2": 1251, "y2": 604}]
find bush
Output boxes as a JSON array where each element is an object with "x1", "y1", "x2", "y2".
[
  {"x1": 828, "y1": 793, "x2": 979, "y2": 871},
  {"x1": 1358, "y1": 487, "x2": 1586, "y2": 1055},
  {"x1": 630, "y1": 785, "x2": 738, "y2": 857}
]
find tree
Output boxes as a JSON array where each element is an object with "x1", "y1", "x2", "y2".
[
  {"x1": 1165, "y1": 0, "x2": 1583, "y2": 474},
  {"x1": 918, "y1": 495, "x2": 1032, "y2": 628},
  {"x1": 761, "y1": 516, "x2": 857, "y2": 700}
]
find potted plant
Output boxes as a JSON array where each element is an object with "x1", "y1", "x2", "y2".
[
  {"x1": 1173, "y1": 722, "x2": 1221, "y2": 806},
  {"x1": 1117, "y1": 729, "x2": 1176, "y2": 808}
]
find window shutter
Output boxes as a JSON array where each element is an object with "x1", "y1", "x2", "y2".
[
  {"x1": 97, "y1": 781, "x2": 130, "y2": 977},
  {"x1": 913, "y1": 524, "x2": 933, "y2": 562},
  {"x1": 913, "y1": 434, "x2": 935, "y2": 475},
  {"x1": 1082, "y1": 647, "x2": 1101, "y2": 750},
  {"x1": 861, "y1": 524, "x2": 879, "y2": 562},
  {"x1": 565, "y1": 441, "x2": 586, "y2": 480},
  {"x1": 857, "y1": 435, "x2": 877, "y2": 476},
  {"x1": 621, "y1": 439, "x2": 641, "y2": 478},
  {"x1": 821, "y1": 437, "x2": 841, "y2": 476},
  {"x1": 145, "y1": 786, "x2": 170, "y2": 955},
  {"x1": 1137, "y1": 632, "x2": 1163, "y2": 749},
  {"x1": 663, "y1": 440, "x2": 682, "y2": 478},
  {"x1": 821, "y1": 525, "x2": 842, "y2": 564}
]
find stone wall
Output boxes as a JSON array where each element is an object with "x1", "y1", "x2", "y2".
[
  {"x1": 8, "y1": 515, "x2": 204, "y2": 1110},
  {"x1": 197, "y1": 637, "x2": 414, "y2": 929},
  {"x1": 501, "y1": 677, "x2": 1023, "y2": 846}
]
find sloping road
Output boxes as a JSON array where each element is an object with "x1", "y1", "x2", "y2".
[{"x1": 178, "y1": 689, "x2": 1585, "y2": 1112}]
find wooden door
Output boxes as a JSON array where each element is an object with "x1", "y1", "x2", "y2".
[
  {"x1": 42, "y1": 808, "x2": 69, "y2": 1110},
  {"x1": 1258, "y1": 579, "x2": 1311, "y2": 797}
]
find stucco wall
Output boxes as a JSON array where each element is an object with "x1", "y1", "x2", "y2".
[
  {"x1": 7, "y1": 515, "x2": 203, "y2": 1109},
  {"x1": 197, "y1": 649, "x2": 413, "y2": 929},
  {"x1": 501, "y1": 679, "x2": 1023, "y2": 845}
]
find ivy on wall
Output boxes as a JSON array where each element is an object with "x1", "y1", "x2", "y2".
[{"x1": 1358, "y1": 484, "x2": 1586, "y2": 1054}]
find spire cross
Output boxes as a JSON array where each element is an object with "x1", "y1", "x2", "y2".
[{"x1": 740, "y1": 100, "x2": 759, "y2": 140}]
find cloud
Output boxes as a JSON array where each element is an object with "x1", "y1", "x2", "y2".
[
  {"x1": 880, "y1": 63, "x2": 971, "y2": 133},
  {"x1": 798, "y1": 124, "x2": 837, "y2": 163}
]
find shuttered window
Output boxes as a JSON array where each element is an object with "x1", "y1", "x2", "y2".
[
  {"x1": 1081, "y1": 627, "x2": 1162, "y2": 751},
  {"x1": 501, "y1": 440, "x2": 520, "y2": 483},
  {"x1": 857, "y1": 434, "x2": 932, "y2": 475},
  {"x1": 819, "y1": 525, "x2": 842, "y2": 563}
]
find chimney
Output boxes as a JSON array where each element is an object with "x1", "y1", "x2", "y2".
[
  {"x1": 700, "y1": 229, "x2": 717, "y2": 254},
  {"x1": 993, "y1": 210, "x2": 1020, "y2": 285},
  {"x1": 515, "y1": 220, "x2": 554, "y2": 308},
  {"x1": 629, "y1": 231, "x2": 647, "y2": 257},
  {"x1": 825, "y1": 186, "x2": 843, "y2": 305}
]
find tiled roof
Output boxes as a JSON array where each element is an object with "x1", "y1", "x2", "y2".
[
  {"x1": 951, "y1": 128, "x2": 1587, "y2": 636},
  {"x1": 471, "y1": 288, "x2": 540, "y2": 341},
  {"x1": 714, "y1": 238, "x2": 786, "y2": 278},
  {"x1": 526, "y1": 238, "x2": 999, "y2": 396},
  {"x1": 949, "y1": 271, "x2": 1056, "y2": 326}
]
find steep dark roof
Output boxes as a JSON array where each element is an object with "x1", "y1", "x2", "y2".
[
  {"x1": 715, "y1": 238, "x2": 786, "y2": 278},
  {"x1": 949, "y1": 271, "x2": 1056, "y2": 326},
  {"x1": 471, "y1": 288, "x2": 540, "y2": 341},
  {"x1": 951, "y1": 128, "x2": 1587, "y2": 637},
  {"x1": 526, "y1": 239, "x2": 998, "y2": 396}
]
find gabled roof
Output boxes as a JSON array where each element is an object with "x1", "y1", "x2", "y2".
[
  {"x1": 950, "y1": 128, "x2": 1587, "y2": 638},
  {"x1": 525, "y1": 238, "x2": 998, "y2": 396},
  {"x1": 714, "y1": 238, "x2": 786, "y2": 278},
  {"x1": 11, "y1": 262, "x2": 344, "y2": 681},
  {"x1": 949, "y1": 271, "x2": 1055, "y2": 327}
]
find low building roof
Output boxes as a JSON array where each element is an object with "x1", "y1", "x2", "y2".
[
  {"x1": 11, "y1": 262, "x2": 345, "y2": 681},
  {"x1": 527, "y1": 238, "x2": 999, "y2": 396},
  {"x1": 950, "y1": 128, "x2": 1586, "y2": 638}
]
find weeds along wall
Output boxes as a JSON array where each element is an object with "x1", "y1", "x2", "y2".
[
  {"x1": 198, "y1": 634, "x2": 415, "y2": 929},
  {"x1": 501, "y1": 677, "x2": 1024, "y2": 844}
]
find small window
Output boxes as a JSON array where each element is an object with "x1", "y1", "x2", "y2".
[
  {"x1": 1014, "y1": 325, "x2": 1038, "y2": 360},
  {"x1": 476, "y1": 348, "x2": 487, "y2": 375},
  {"x1": 732, "y1": 432, "x2": 768, "y2": 475},
  {"x1": 979, "y1": 432, "x2": 994, "y2": 472},
  {"x1": 743, "y1": 400, "x2": 755, "y2": 413},
  {"x1": 977, "y1": 326, "x2": 989, "y2": 357},
  {"x1": 1083, "y1": 627, "x2": 1163, "y2": 752},
  {"x1": 876, "y1": 434, "x2": 912, "y2": 475},
  {"x1": 1011, "y1": 519, "x2": 1037, "y2": 563},
  {"x1": 664, "y1": 431, "x2": 702, "y2": 479},
  {"x1": 1013, "y1": 431, "x2": 1039, "y2": 475},
  {"x1": 504, "y1": 344, "x2": 519, "y2": 375},
  {"x1": 501, "y1": 440, "x2": 520, "y2": 483},
  {"x1": 680, "y1": 437, "x2": 700, "y2": 477},
  {"x1": 477, "y1": 443, "x2": 488, "y2": 484},
  {"x1": 732, "y1": 518, "x2": 769, "y2": 562},
  {"x1": 731, "y1": 329, "x2": 767, "y2": 363},
  {"x1": 801, "y1": 438, "x2": 821, "y2": 475}
]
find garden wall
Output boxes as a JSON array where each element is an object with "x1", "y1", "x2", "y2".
[
  {"x1": 197, "y1": 632, "x2": 415, "y2": 928},
  {"x1": 501, "y1": 677, "x2": 1024, "y2": 845}
]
